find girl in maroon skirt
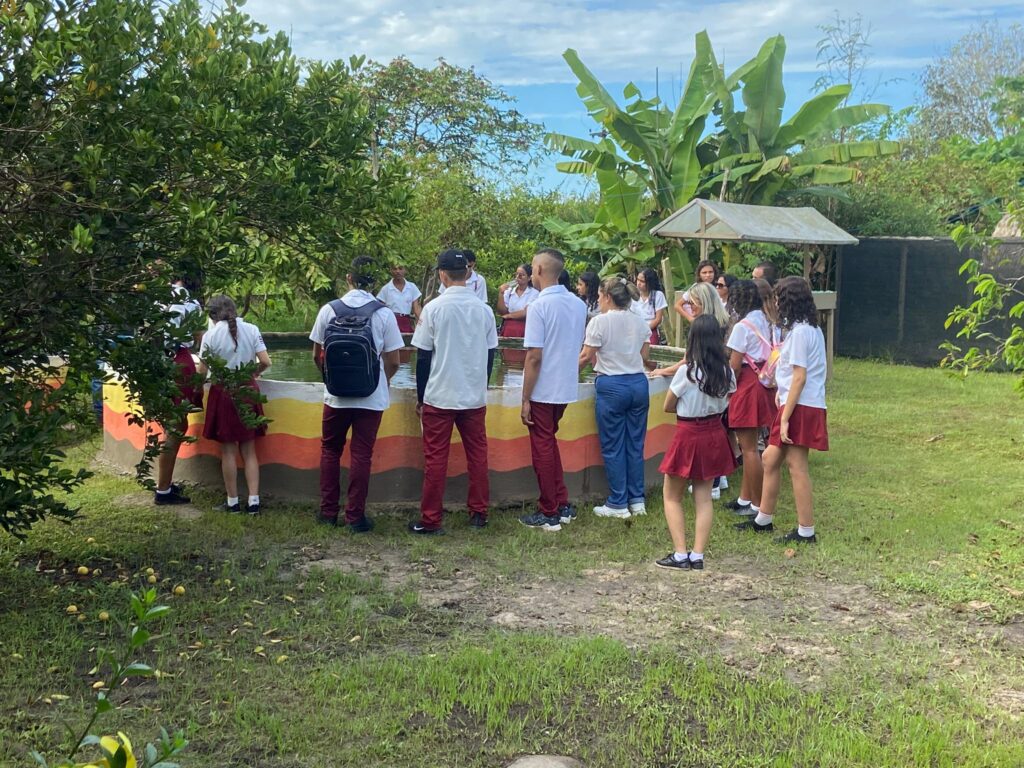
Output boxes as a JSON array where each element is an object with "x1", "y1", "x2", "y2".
[
  {"x1": 497, "y1": 263, "x2": 539, "y2": 337},
  {"x1": 724, "y1": 279, "x2": 779, "y2": 517},
  {"x1": 735, "y1": 277, "x2": 828, "y2": 543},
  {"x1": 198, "y1": 295, "x2": 271, "y2": 515},
  {"x1": 656, "y1": 316, "x2": 737, "y2": 571}
]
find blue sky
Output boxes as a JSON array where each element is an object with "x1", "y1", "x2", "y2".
[{"x1": 239, "y1": 0, "x2": 1024, "y2": 190}]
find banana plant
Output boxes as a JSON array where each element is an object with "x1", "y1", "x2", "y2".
[
  {"x1": 700, "y1": 35, "x2": 900, "y2": 205},
  {"x1": 544, "y1": 32, "x2": 717, "y2": 276}
]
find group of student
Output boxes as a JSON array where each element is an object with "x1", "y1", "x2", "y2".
[{"x1": 152, "y1": 249, "x2": 828, "y2": 571}]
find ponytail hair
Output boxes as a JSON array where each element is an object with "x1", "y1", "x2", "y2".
[
  {"x1": 685, "y1": 315, "x2": 732, "y2": 398},
  {"x1": 600, "y1": 276, "x2": 639, "y2": 308},
  {"x1": 207, "y1": 294, "x2": 239, "y2": 349}
]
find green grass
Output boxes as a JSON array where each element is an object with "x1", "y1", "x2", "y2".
[{"x1": 2, "y1": 359, "x2": 1023, "y2": 767}]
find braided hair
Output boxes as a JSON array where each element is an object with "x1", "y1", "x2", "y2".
[{"x1": 207, "y1": 294, "x2": 239, "y2": 350}]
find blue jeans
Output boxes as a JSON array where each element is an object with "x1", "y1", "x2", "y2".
[{"x1": 594, "y1": 373, "x2": 650, "y2": 508}]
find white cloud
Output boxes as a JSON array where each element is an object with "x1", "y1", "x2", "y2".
[{"x1": 235, "y1": 0, "x2": 1024, "y2": 86}]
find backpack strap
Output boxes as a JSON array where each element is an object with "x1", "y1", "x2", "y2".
[{"x1": 330, "y1": 298, "x2": 384, "y2": 319}]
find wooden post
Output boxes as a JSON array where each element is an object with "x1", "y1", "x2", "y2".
[{"x1": 699, "y1": 206, "x2": 709, "y2": 263}]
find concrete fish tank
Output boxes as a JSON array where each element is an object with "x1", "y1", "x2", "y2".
[{"x1": 102, "y1": 334, "x2": 683, "y2": 504}]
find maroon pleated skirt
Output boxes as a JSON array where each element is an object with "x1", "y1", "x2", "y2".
[
  {"x1": 172, "y1": 347, "x2": 204, "y2": 409},
  {"x1": 728, "y1": 365, "x2": 778, "y2": 429},
  {"x1": 394, "y1": 313, "x2": 415, "y2": 334},
  {"x1": 500, "y1": 317, "x2": 526, "y2": 338},
  {"x1": 659, "y1": 415, "x2": 738, "y2": 480},
  {"x1": 202, "y1": 381, "x2": 266, "y2": 443},
  {"x1": 649, "y1": 328, "x2": 661, "y2": 346},
  {"x1": 768, "y1": 404, "x2": 829, "y2": 451}
]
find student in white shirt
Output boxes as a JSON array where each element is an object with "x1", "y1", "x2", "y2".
[
  {"x1": 410, "y1": 249, "x2": 499, "y2": 534},
  {"x1": 197, "y1": 295, "x2": 271, "y2": 515},
  {"x1": 578, "y1": 278, "x2": 654, "y2": 519},
  {"x1": 723, "y1": 280, "x2": 779, "y2": 517},
  {"x1": 517, "y1": 249, "x2": 587, "y2": 532},
  {"x1": 576, "y1": 271, "x2": 601, "y2": 320},
  {"x1": 656, "y1": 316, "x2": 737, "y2": 571},
  {"x1": 735, "y1": 277, "x2": 828, "y2": 544},
  {"x1": 675, "y1": 259, "x2": 721, "y2": 322},
  {"x1": 310, "y1": 256, "x2": 404, "y2": 532},
  {"x1": 436, "y1": 249, "x2": 488, "y2": 303},
  {"x1": 376, "y1": 262, "x2": 422, "y2": 334},
  {"x1": 634, "y1": 268, "x2": 669, "y2": 345},
  {"x1": 497, "y1": 263, "x2": 540, "y2": 337}
]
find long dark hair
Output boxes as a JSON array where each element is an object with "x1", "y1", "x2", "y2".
[
  {"x1": 578, "y1": 270, "x2": 599, "y2": 305},
  {"x1": 729, "y1": 279, "x2": 763, "y2": 320},
  {"x1": 774, "y1": 276, "x2": 818, "y2": 330},
  {"x1": 638, "y1": 268, "x2": 662, "y2": 307},
  {"x1": 685, "y1": 315, "x2": 732, "y2": 397},
  {"x1": 207, "y1": 294, "x2": 239, "y2": 350}
]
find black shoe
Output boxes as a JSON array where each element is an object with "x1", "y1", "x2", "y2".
[
  {"x1": 724, "y1": 498, "x2": 752, "y2": 513},
  {"x1": 408, "y1": 520, "x2": 445, "y2": 535},
  {"x1": 469, "y1": 512, "x2": 488, "y2": 528},
  {"x1": 558, "y1": 504, "x2": 577, "y2": 524},
  {"x1": 775, "y1": 528, "x2": 817, "y2": 544},
  {"x1": 734, "y1": 518, "x2": 773, "y2": 533},
  {"x1": 519, "y1": 511, "x2": 562, "y2": 531},
  {"x1": 317, "y1": 513, "x2": 338, "y2": 527},
  {"x1": 218, "y1": 502, "x2": 241, "y2": 513},
  {"x1": 688, "y1": 557, "x2": 705, "y2": 571},
  {"x1": 655, "y1": 553, "x2": 691, "y2": 570},
  {"x1": 246, "y1": 503, "x2": 260, "y2": 516},
  {"x1": 154, "y1": 486, "x2": 191, "y2": 505},
  {"x1": 348, "y1": 515, "x2": 374, "y2": 533}
]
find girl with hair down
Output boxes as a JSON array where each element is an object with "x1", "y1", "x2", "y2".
[
  {"x1": 497, "y1": 263, "x2": 540, "y2": 337},
  {"x1": 198, "y1": 295, "x2": 272, "y2": 515},
  {"x1": 656, "y1": 315, "x2": 737, "y2": 571},
  {"x1": 634, "y1": 268, "x2": 669, "y2": 345},
  {"x1": 735, "y1": 277, "x2": 828, "y2": 544},
  {"x1": 579, "y1": 277, "x2": 654, "y2": 518}
]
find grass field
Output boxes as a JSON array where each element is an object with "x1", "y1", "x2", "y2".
[{"x1": 1, "y1": 359, "x2": 1023, "y2": 767}]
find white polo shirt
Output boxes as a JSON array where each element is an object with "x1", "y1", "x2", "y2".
[
  {"x1": 726, "y1": 309, "x2": 778, "y2": 363},
  {"x1": 376, "y1": 279, "x2": 421, "y2": 316},
  {"x1": 200, "y1": 318, "x2": 267, "y2": 370},
  {"x1": 633, "y1": 290, "x2": 668, "y2": 322},
  {"x1": 776, "y1": 322, "x2": 827, "y2": 409},
  {"x1": 503, "y1": 285, "x2": 540, "y2": 312},
  {"x1": 438, "y1": 270, "x2": 488, "y2": 303},
  {"x1": 309, "y1": 290, "x2": 405, "y2": 411},
  {"x1": 669, "y1": 364, "x2": 736, "y2": 418},
  {"x1": 523, "y1": 285, "x2": 587, "y2": 404},
  {"x1": 584, "y1": 309, "x2": 650, "y2": 376},
  {"x1": 412, "y1": 285, "x2": 498, "y2": 410},
  {"x1": 164, "y1": 285, "x2": 201, "y2": 349}
]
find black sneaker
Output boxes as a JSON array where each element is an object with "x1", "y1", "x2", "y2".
[
  {"x1": 316, "y1": 513, "x2": 338, "y2": 527},
  {"x1": 688, "y1": 557, "x2": 705, "y2": 571},
  {"x1": 469, "y1": 512, "x2": 488, "y2": 528},
  {"x1": 775, "y1": 528, "x2": 817, "y2": 544},
  {"x1": 348, "y1": 515, "x2": 374, "y2": 533},
  {"x1": 246, "y1": 503, "x2": 260, "y2": 516},
  {"x1": 519, "y1": 511, "x2": 561, "y2": 531},
  {"x1": 734, "y1": 518, "x2": 773, "y2": 533},
  {"x1": 154, "y1": 486, "x2": 191, "y2": 505},
  {"x1": 218, "y1": 502, "x2": 241, "y2": 514},
  {"x1": 655, "y1": 553, "x2": 691, "y2": 570},
  {"x1": 408, "y1": 520, "x2": 445, "y2": 535},
  {"x1": 558, "y1": 504, "x2": 577, "y2": 524},
  {"x1": 723, "y1": 498, "x2": 752, "y2": 512}
]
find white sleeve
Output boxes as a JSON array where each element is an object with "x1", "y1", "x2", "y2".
[
  {"x1": 379, "y1": 310, "x2": 405, "y2": 353},
  {"x1": 726, "y1": 322, "x2": 747, "y2": 354},
  {"x1": 308, "y1": 304, "x2": 333, "y2": 345},
  {"x1": 523, "y1": 302, "x2": 546, "y2": 349},
  {"x1": 251, "y1": 323, "x2": 267, "y2": 354},
  {"x1": 583, "y1": 315, "x2": 605, "y2": 348},
  {"x1": 669, "y1": 366, "x2": 689, "y2": 398},
  {"x1": 789, "y1": 325, "x2": 811, "y2": 369},
  {"x1": 411, "y1": 306, "x2": 434, "y2": 351},
  {"x1": 409, "y1": 283, "x2": 422, "y2": 301},
  {"x1": 654, "y1": 291, "x2": 668, "y2": 312},
  {"x1": 485, "y1": 311, "x2": 499, "y2": 349}
]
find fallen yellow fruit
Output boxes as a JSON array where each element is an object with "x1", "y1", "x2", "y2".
[
  {"x1": 145, "y1": 568, "x2": 155, "y2": 576},
  {"x1": 92, "y1": 681, "x2": 104, "y2": 690},
  {"x1": 173, "y1": 585, "x2": 185, "y2": 596},
  {"x1": 77, "y1": 566, "x2": 90, "y2": 575},
  {"x1": 66, "y1": 605, "x2": 78, "y2": 614},
  {"x1": 147, "y1": 575, "x2": 157, "y2": 584},
  {"x1": 98, "y1": 611, "x2": 110, "y2": 621},
  {"x1": 85, "y1": 537, "x2": 96, "y2": 544}
]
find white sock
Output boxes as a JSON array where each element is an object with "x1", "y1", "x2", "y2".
[
  {"x1": 227, "y1": 496, "x2": 239, "y2": 507},
  {"x1": 754, "y1": 512, "x2": 773, "y2": 526},
  {"x1": 248, "y1": 495, "x2": 260, "y2": 506},
  {"x1": 673, "y1": 552, "x2": 688, "y2": 562},
  {"x1": 737, "y1": 497, "x2": 751, "y2": 506},
  {"x1": 689, "y1": 552, "x2": 704, "y2": 562},
  {"x1": 156, "y1": 487, "x2": 171, "y2": 495},
  {"x1": 798, "y1": 525, "x2": 815, "y2": 538},
  {"x1": 750, "y1": 504, "x2": 761, "y2": 513}
]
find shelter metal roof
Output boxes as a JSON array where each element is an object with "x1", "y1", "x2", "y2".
[{"x1": 650, "y1": 199, "x2": 858, "y2": 246}]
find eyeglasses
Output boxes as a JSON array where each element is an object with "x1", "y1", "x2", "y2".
[{"x1": 715, "y1": 282, "x2": 727, "y2": 289}]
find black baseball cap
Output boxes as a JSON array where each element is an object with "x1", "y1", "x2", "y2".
[{"x1": 436, "y1": 248, "x2": 473, "y2": 270}]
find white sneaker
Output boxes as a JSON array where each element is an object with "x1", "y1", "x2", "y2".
[
  {"x1": 719, "y1": 475, "x2": 729, "y2": 490},
  {"x1": 594, "y1": 505, "x2": 631, "y2": 519},
  {"x1": 711, "y1": 486, "x2": 721, "y2": 500},
  {"x1": 628, "y1": 502, "x2": 647, "y2": 516},
  {"x1": 687, "y1": 484, "x2": 693, "y2": 494}
]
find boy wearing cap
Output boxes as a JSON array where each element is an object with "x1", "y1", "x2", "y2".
[
  {"x1": 410, "y1": 249, "x2": 498, "y2": 534},
  {"x1": 438, "y1": 251, "x2": 488, "y2": 303},
  {"x1": 518, "y1": 249, "x2": 587, "y2": 531}
]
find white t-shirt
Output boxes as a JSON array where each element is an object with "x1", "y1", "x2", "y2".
[
  {"x1": 412, "y1": 285, "x2": 499, "y2": 410},
  {"x1": 165, "y1": 285, "x2": 201, "y2": 349},
  {"x1": 200, "y1": 318, "x2": 267, "y2": 370},
  {"x1": 726, "y1": 309, "x2": 778, "y2": 363},
  {"x1": 669, "y1": 364, "x2": 736, "y2": 418},
  {"x1": 523, "y1": 285, "x2": 587, "y2": 404},
  {"x1": 584, "y1": 309, "x2": 650, "y2": 376},
  {"x1": 633, "y1": 290, "x2": 668, "y2": 323},
  {"x1": 776, "y1": 322, "x2": 827, "y2": 409},
  {"x1": 309, "y1": 290, "x2": 405, "y2": 411},
  {"x1": 438, "y1": 270, "x2": 488, "y2": 303},
  {"x1": 376, "y1": 279, "x2": 421, "y2": 316},
  {"x1": 503, "y1": 285, "x2": 540, "y2": 313}
]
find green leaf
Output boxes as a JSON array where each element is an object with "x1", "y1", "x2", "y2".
[
  {"x1": 793, "y1": 139, "x2": 900, "y2": 166},
  {"x1": 740, "y1": 35, "x2": 787, "y2": 147},
  {"x1": 773, "y1": 84, "x2": 851, "y2": 148},
  {"x1": 816, "y1": 103, "x2": 891, "y2": 135}
]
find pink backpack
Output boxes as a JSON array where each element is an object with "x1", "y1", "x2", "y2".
[{"x1": 740, "y1": 319, "x2": 781, "y2": 389}]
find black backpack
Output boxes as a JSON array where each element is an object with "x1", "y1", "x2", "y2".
[{"x1": 322, "y1": 299, "x2": 384, "y2": 398}]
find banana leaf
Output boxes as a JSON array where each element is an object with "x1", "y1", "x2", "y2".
[
  {"x1": 773, "y1": 84, "x2": 851, "y2": 148},
  {"x1": 741, "y1": 36, "x2": 786, "y2": 148},
  {"x1": 793, "y1": 139, "x2": 900, "y2": 166}
]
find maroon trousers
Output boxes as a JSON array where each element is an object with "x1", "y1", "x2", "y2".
[
  {"x1": 528, "y1": 401, "x2": 569, "y2": 516},
  {"x1": 420, "y1": 404, "x2": 489, "y2": 529},
  {"x1": 320, "y1": 406, "x2": 383, "y2": 524}
]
